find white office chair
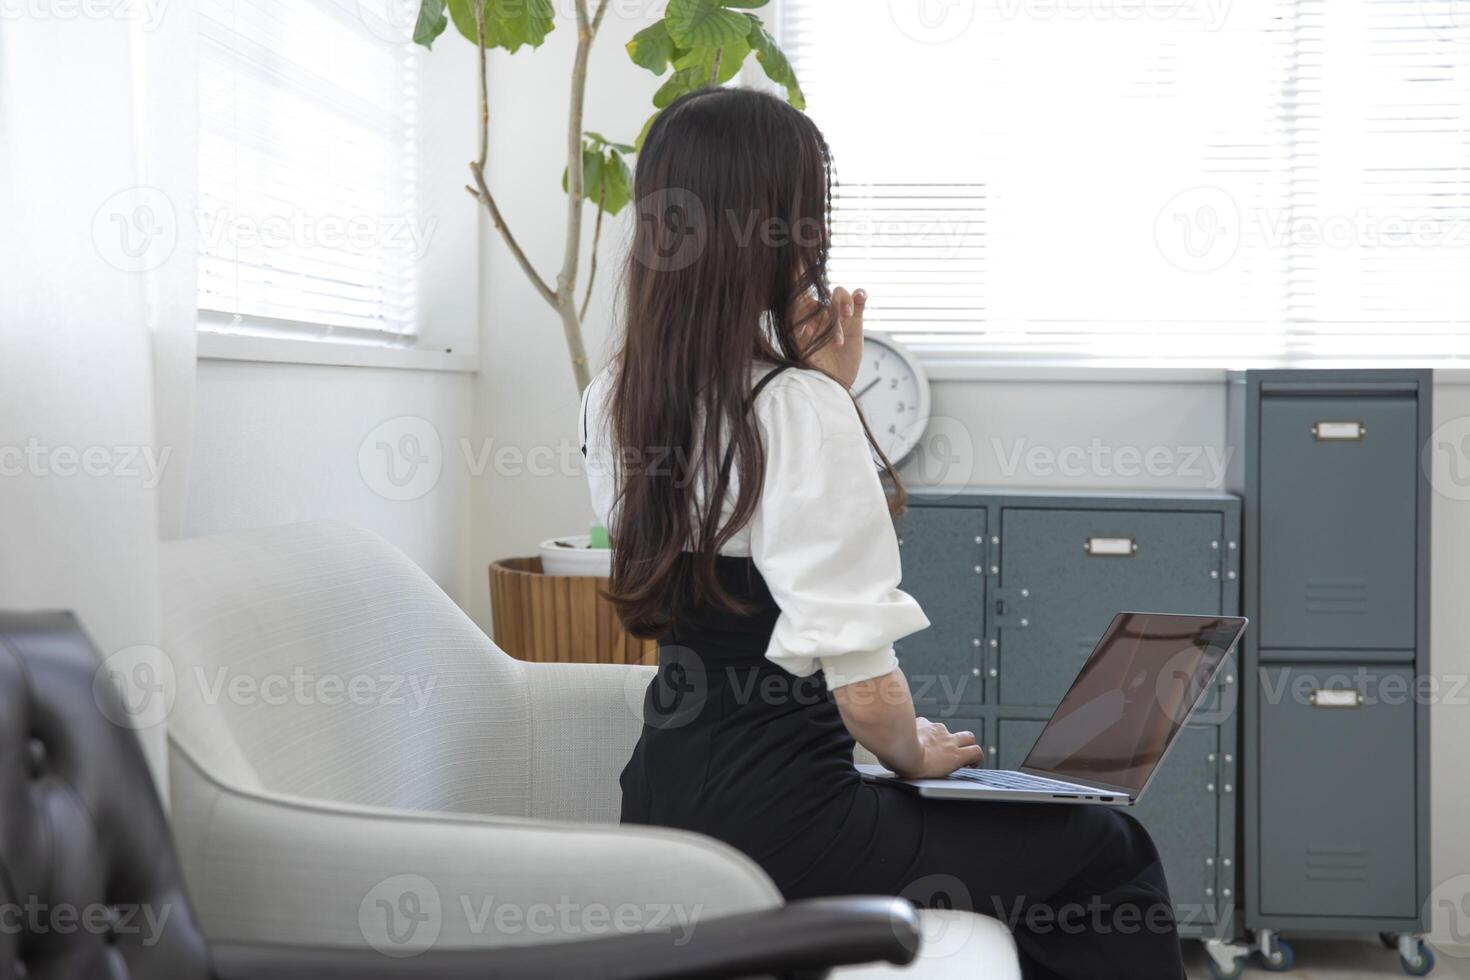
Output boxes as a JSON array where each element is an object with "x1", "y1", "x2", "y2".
[{"x1": 160, "y1": 522, "x2": 1019, "y2": 978}]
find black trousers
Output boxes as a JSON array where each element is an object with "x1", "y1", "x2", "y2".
[{"x1": 777, "y1": 782, "x2": 1186, "y2": 980}]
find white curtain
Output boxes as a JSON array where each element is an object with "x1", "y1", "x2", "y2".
[{"x1": 0, "y1": 1, "x2": 198, "y2": 788}]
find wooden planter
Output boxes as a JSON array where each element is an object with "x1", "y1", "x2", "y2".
[{"x1": 488, "y1": 557, "x2": 657, "y2": 666}]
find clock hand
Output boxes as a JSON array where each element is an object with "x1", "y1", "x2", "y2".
[{"x1": 853, "y1": 377, "x2": 880, "y2": 398}]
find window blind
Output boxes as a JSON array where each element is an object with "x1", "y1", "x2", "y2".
[
  {"x1": 199, "y1": 0, "x2": 421, "y2": 345},
  {"x1": 780, "y1": 0, "x2": 1470, "y2": 363}
]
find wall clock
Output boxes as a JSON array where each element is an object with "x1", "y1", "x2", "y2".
[{"x1": 852, "y1": 331, "x2": 931, "y2": 467}]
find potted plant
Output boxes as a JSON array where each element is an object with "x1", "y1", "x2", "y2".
[{"x1": 414, "y1": 0, "x2": 802, "y2": 662}]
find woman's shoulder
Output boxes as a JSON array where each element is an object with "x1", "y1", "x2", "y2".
[
  {"x1": 753, "y1": 365, "x2": 861, "y2": 433},
  {"x1": 755, "y1": 363, "x2": 848, "y2": 403}
]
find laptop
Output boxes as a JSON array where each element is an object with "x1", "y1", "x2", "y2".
[{"x1": 857, "y1": 612, "x2": 1248, "y2": 805}]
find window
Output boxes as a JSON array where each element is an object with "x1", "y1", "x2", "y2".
[
  {"x1": 199, "y1": 0, "x2": 422, "y2": 346},
  {"x1": 780, "y1": 0, "x2": 1470, "y2": 363}
]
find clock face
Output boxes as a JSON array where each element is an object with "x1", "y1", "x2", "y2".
[{"x1": 852, "y1": 333, "x2": 930, "y2": 465}]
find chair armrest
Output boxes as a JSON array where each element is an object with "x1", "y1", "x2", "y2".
[
  {"x1": 210, "y1": 897, "x2": 920, "y2": 980},
  {"x1": 170, "y1": 742, "x2": 781, "y2": 951},
  {"x1": 521, "y1": 661, "x2": 655, "y2": 821}
]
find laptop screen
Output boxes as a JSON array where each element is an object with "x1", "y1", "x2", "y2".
[{"x1": 1021, "y1": 613, "x2": 1247, "y2": 795}]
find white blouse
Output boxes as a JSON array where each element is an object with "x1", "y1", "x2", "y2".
[{"x1": 581, "y1": 364, "x2": 929, "y2": 689}]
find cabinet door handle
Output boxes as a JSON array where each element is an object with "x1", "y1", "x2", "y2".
[
  {"x1": 1312, "y1": 421, "x2": 1366, "y2": 441},
  {"x1": 1084, "y1": 536, "x2": 1137, "y2": 557},
  {"x1": 1309, "y1": 689, "x2": 1363, "y2": 708}
]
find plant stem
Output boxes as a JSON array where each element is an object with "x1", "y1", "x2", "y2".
[
  {"x1": 468, "y1": 0, "x2": 556, "y2": 306},
  {"x1": 710, "y1": 47, "x2": 723, "y2": 84},
  {"x1": 554, "y1": 0, "x2": 602, "y2": 392},
  {"x1": 580, "y1": 173, "x2": 608, "y2": 321}
]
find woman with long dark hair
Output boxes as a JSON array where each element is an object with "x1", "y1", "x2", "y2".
[{"x1": 581, "y1": 87, "x2": 1185, "y2": 980}]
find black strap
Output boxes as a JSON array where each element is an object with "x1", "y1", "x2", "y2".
[
  {"x1": 715, "y1": 364, "x2": 792, "y2": 489},
  {"x1": 580, "y1": 385, "x2": 592, "y2": 458},
  {"x1": 585, "y1": 364, "x2": 792, "y2": 469}
]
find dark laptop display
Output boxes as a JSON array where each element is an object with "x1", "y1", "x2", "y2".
[{"x1": 1021, "y1": 613, "x2": 1246, "y2": 795}]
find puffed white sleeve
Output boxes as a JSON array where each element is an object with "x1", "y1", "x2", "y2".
[{"x1": 748, "y1": 371, "x2": 930, "y2": 689}]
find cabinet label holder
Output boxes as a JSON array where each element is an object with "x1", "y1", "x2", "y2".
[
  {"x1": 1085, "y1": 536, "x2": 1138, "y2": 557},
  {"x1": 1312, "y1": 421, "x2": 1366, "y2": 441}
]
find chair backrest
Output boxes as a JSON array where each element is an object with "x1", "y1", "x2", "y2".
[
  {"x1": 0, "y1": 611, "x2": 214, "y2": 980},
  {"x1": 160, "y1": 523, "x2": 534, "y2": 817}
]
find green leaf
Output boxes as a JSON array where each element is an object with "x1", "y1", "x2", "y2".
[
  {"x1": 627, "y1": 20, "x2": 677, "y2": 74},
  {"x1": 666, "y1": 0, "x2": 753, "y2": 49},
  {"x1": 448, "y1": 0, "x2": 555, "y2": 52},
  {"x1": 596, "y1": 152, "x2": 633, "y2": 215},
  {"x1": 673, "y1": 34, "x2": 750, "y2": 85},
  {"x1": 748, "y1": 20, "x2": 805, "y2": 109},
  {"x1": 414, "y1": 0, "x2": 449, "y2": 47},
  {"x1": 652, "y1": 65, "x2": 711, "y2": 108},
  {"x1": 721, "y1": 0, "x2": 770, "y2": 6},
  {"x1": 563, "y1": 145, "x2": 633, "y2": 216},
  {"x1": 585, "y1": 131, "x2": 638, "y2": 154}
]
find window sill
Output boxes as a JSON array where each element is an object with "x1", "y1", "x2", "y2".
[
  {"x1": 920, "y1": 357, "x2": 1470, "y2": 385},
  {"x1": 922, "y1": 360, "x2": 1238, "y2": 384},
  {"x1": 196, "y1": 331, "x2": 478, "y2": 374}
]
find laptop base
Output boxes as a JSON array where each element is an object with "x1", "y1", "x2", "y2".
[{"x1": 856, "y1": 764, "x2": 1132, "y2": 806}]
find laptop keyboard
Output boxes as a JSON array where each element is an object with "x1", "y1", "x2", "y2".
[{"x1": 949, "y1": 769, "x2": 1093, "y2": 793}]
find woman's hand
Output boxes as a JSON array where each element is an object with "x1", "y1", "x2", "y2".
[
  {"x1": 833, "y1": 667, "x2": 984, "y2": 779},
  {"x1": 903, "y1": 718, "x2": 985, "y2": 779},
  {"x1": 795, "y1": 286, "x2": 867, "y2": 389}
]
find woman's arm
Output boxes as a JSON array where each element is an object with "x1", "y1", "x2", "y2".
[{"x1": 831, "y1": 668, "x2": 984, "y2": 779}]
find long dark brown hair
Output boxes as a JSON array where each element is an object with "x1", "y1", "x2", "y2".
[{"x1": 606, "y1": 87, "x2": 904, "y2": 638}]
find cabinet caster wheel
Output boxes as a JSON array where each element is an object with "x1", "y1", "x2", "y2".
[
  {"x1": 1260, "y1": 938, "x2": 1295, "y2": 972},
  {"x1": 1208, "y1": 956, "x2": 1246, "y2": 980},
  {"x1": 1400, "y1": 940, "x2": 1434, "y2": 976}
]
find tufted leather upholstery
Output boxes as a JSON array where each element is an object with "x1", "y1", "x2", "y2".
[{"x1": 0, "y1": 611, "x2": 212, "y2": 980}]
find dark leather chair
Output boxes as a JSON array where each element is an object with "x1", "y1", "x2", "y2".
[{"x1": 0, "y1": 610, "x2": 920, "y2": 980}]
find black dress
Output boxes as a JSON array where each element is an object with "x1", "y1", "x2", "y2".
[
  {"x1": 614, "y1": 370, "x2": 1187, "y2": 979},
  {"x1": 621, "y1": 558, "x2": 1187, "y2": 980}
]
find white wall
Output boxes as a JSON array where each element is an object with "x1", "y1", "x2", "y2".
[
  {"x1": 911, "y1": 374, "x2": 1230, "y2": 493},
  {"x1": 182, "y1": 359, "x2": 475, "y2": 603},
  {"x1": 1428, "y1": 380, "x2": 1470, "y2": 932}
]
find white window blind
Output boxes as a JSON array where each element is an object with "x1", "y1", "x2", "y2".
[
  {"x1": 781, "y1": 0, "x2": 1470, "y2": 363},
  {"x1": 199, "y1": 0, "x2": 421, "y2": 345}
]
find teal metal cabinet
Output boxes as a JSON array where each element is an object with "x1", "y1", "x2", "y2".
[
  {"x1": 895, "y1": 506, "x2": 987, "y2": 710},
  {"x1": 899, "y1": 490, "x2": 1242, "y2": 940},
  {"x1": 1236, "y1": 370, "x2": 1433, "y2": 975}
]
